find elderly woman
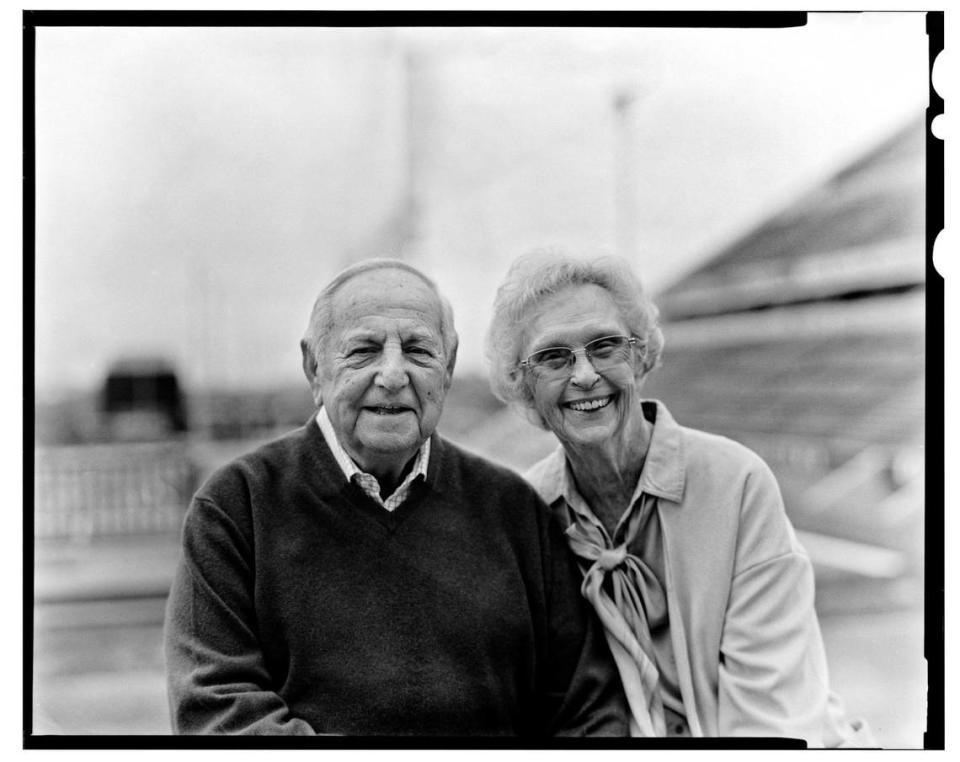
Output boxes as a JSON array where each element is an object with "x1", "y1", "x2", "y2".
[{"x1": 485, "y1": 250, "x2": 871, "y2": 745}]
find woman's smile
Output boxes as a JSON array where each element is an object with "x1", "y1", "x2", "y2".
[{"x1": 563, "y1": 394, "x2": 615, "y2": 413}]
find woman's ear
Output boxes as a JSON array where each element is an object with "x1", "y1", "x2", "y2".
[{"x1": 634, "y1": 359, "x2": 651, "y2": 388}]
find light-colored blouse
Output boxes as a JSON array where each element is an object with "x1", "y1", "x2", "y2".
[{"x1": 525, "y1": 400, "x2": 872, "y2": 746}]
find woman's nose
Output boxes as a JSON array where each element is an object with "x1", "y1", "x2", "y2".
[{"x1": 569, "y1": 350, "x2": 600, "y2": 387}]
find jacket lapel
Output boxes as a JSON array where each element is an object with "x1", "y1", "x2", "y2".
[{"x1": 642, "y1": 401, "x2": 711, "y2": 737}]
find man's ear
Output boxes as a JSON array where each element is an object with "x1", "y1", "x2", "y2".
[
  {"x1": 300, "y1": 340, "x2": 322, "y2": 407},
  {"x1": 443, "y1": 340, "x2": 458, "y2": 391}
]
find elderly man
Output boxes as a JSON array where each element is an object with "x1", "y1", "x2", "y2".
[{"x1": 163, "y1": 259, "x2": 628, "y2": 736}]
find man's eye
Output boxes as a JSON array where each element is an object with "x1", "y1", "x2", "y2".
[
  {"x1": 347, "y1": 347, "x2": 378, "y2": 358},
  {"x1": 406, "y1": 346, "x2": 432, "y2": 356}
]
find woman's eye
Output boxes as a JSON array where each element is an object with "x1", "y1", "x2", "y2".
[
  {"x1": 587, "y1": 338, "x2": 623, "y2": 358},
  {"x1": 535, "y1": 349, "x2": 569, "y2": 365}
]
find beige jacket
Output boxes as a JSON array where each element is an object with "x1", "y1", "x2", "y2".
[{"x1": 524, "y1": 400, "x2": 871, "y2": 746}]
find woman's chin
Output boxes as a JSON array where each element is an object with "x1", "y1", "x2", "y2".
[{"x1": 552, "y1": 408, "x2": 623, "y2": 448}]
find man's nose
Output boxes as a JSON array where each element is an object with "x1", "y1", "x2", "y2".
[
  {"x1": 375, "y1": 346, "x2": 410, "y2": 391},
  {"x1": 569, "y1": 350, "x2": 600, "y2": 388}
]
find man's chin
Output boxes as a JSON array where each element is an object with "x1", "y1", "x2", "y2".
[{"x1": 355, "y1": 427, "x2": 423, "y2": 458}]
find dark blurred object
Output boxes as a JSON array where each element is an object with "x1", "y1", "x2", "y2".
[{"x1": 100, "y1": 357, "x2": 188, "y2": 442}]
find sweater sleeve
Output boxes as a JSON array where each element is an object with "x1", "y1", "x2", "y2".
[
  {"x1": 539, "y1": 507, "x2": 631, "y2": 737},
  {"x1": 716, "y1": 458, "x2": 870, "y2": 746},
  {"x1": 163, "y1": 495, "x2": 317, "y2": 735}
]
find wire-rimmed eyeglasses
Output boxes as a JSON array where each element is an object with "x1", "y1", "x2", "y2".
[{"x1": 518, "y1": 335, "x2": 643, "y2": 380}]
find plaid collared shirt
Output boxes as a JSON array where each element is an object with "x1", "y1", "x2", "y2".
[{"x1": 316, "y1": 406, "x2": 430, "y2": 512}]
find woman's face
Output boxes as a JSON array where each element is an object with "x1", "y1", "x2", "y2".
[{"x1": 520, "y1": 284, "x2": 641, "y2": 448}]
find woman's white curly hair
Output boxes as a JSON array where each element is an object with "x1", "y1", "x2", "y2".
[{"x1": 484, "y1": 247, "x2": 664, "y2": 423}]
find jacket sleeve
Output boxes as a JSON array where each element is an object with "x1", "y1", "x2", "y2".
[
  {"x1": 539, "y1": 508, "x2": 631, "y2": 737},
  {"x1": 164, "y1": 495, "x2": 317, "y2": 735},
  {"x1": 716, "y1": 459, "x2": 871, "y2": 746}
]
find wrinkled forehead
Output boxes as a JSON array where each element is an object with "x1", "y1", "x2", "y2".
[
  {"x1": 523, "y1": 283, "x2": 627, "y2": 350},
  {"x1": 329, "y1": 267, "x2": 444, "y2": 335}
]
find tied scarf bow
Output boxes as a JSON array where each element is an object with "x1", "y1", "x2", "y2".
[{"x1": 565, "y1": 505, "x2": 667, "y2": 737}]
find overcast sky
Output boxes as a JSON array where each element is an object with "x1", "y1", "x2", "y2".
[{"x1": 32, "y1": 13, "x2": 930, "y2": 394}]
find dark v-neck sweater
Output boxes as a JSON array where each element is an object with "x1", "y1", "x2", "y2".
[{"x1": 163, "y1": 419, "x2": 628, "y2": 737}]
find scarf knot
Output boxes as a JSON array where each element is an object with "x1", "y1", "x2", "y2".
[{"x1": 597, "y1": 544, "x2": 627, "y2": 570}]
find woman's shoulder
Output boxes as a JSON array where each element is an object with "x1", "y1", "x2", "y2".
[
  {"x1": 676, "y1": 420, "x2": 772, "y2": 480},
  {"x1": 652, "y1": 406, "x2": 783, "y2": 512}
]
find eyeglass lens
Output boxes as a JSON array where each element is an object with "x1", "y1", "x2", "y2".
[{"x1": 529, "y1": 336, "x2": 633, "y2": 373}]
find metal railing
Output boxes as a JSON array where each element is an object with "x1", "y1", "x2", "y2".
[{"x1": 34, "y1": 442, "x2": 197, "y2": 540}]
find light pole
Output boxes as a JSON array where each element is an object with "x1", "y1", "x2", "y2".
[{"x1": 614, "y1": 87, "x2": 640, "y2": 262}]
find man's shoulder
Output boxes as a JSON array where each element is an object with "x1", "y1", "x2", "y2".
[
  {"x1": 521, "y1": 447, "x2": 565, "y2": 502},
  {"x1": 248, "y1": 422, "x2": 316, "y2": 462},
  {"x1": 434, "y1": 435, "x2": 543, "y2": 503},
  {"x1": 197, "y1": 423, "x2": 317, "y2": 499},
  {"x1": 433, "y1": 437, "x2": 555, "y2": 541}
]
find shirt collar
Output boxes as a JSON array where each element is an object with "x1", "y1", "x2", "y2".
[
  {"x1": 537, "y1": 399, "x2": 686, "y2": 507},
  {"x1": 315, "y1": 405, "x2": 431, "y2": 486}
]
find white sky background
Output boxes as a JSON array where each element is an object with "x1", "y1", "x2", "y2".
[{"x1": 33, "y1": 13, "x2": 929, "y2": 395}]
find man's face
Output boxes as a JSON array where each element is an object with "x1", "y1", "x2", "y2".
[{"x1": 311, "y1": 268, "x2": 453, "y2": 475}]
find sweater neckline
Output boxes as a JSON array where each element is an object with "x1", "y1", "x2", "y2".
[{"x1": 301, "y1": 412, "x2": 448, "y2": 533}]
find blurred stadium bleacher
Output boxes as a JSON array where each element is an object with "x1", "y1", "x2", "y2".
[{"x1": 648, "y1": 115, "x2": 926, "y2": 611}]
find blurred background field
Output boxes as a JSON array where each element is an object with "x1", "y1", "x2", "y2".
[{"x1": 30, "y1": 14, "x2": 933, "y2": 745}]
